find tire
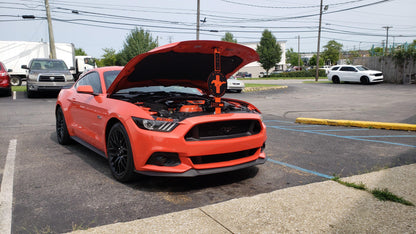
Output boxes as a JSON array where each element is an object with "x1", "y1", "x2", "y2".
[
  {"x1": 27, "y1": 89, "x2": 36, "y2": 98},
  {"x1": 56, "y1": 107, "x2": 72, "y2": 145},
  {"x1": 236, "y1": 89, "x2": 242, "y2": 93},
  {"x1": 332, "y1": 76, "x2": 340, "y2": 84},
  {"x1": 360, "y1": 76, "x2": 370, "y2": 85},
  {"x1": 107, "y1": 123, "x2": 135, "y2": 182},
  {"x1": 10, "y1": 76, "x2": 22, "y2": 86}
]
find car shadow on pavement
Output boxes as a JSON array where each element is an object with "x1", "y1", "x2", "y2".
[
  {"x1": 25, "y1": 91, "x2": 59, "y2": 98},
  {"x1": 49, "y1": 132, "x2": 260, "y2": 193}
]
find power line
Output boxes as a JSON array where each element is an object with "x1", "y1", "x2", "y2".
[{"x1": 220, "y1": 0, "x2": 368, "y2": 9}]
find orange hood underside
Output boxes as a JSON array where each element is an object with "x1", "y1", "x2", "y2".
[{"x1": 107, "y1": 40, "x2": 259, "y2": 95}]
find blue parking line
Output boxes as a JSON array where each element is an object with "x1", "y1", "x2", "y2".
[
  {"x1": 263, "y1": 120, "x2": 293, "y2": 123},
  {"x1": 268, "y1": 125, "x2": 416, "y2": 148},
  {"x1": 310, "y1": 129, "x2": 369, "y2": 132},
  {"x1": 267, "y1": 158, "x2": 334, "y2": 179},
  {"x1": 267, "y1": 125, "x2": 327, "y2": 128},
  {"x1": 346, "y1": 135, "x2": 416, "y2": 138}
]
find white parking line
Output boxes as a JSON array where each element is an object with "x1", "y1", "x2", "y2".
[
  {"x1": 12, "y1": 91, "x2": 16, "y2": 100},
  {"x1": 0, "y1": 139, "x2": 17, "y2": 234}
]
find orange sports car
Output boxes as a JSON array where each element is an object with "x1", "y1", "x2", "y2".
[{"x1": 55, "y1": 40, "x2": 267, "y2": 182}]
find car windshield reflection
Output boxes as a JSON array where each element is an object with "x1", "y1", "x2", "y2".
[{"x1": 117, "y1": 86, "x2": 203, "y2": 95}]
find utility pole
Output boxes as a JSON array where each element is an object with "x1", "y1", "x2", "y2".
[
  {"x1": 45, "y1": 0, "x2": 56, "y2": 59},
  {"x1": 315, "y1": 0, "x2": 323, "y2": 81},
  {"x1": 196, "y1": 0, "x2": 200, "y2": 40},
  {"x1": 297, "y1": 35, "x2": 300, "y2": 67},
  {"x1": 382, "y1": 26, "x2": 392, "y2": 56}
]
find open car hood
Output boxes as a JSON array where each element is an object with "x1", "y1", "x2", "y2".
[{"x1": 107, "y1": 40, "x2": 259, "y2": 95}]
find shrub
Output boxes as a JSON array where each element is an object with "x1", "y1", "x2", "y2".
[{"x1": 270, "y1": 69, "x2": 326, "y2": 78}]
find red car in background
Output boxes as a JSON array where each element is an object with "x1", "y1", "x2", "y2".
[
  {"x1": 56, "y1": 40, "x2": 267, "y2": 182},
  {"x1": 0, "y1": 62, "x2": 12, "y2": 96}
]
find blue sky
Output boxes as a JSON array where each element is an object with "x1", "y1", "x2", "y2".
[{"x1": 1, "y1": 0, "x2": 415, "y2": 58}]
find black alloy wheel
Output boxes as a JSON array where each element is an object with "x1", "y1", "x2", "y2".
[
  {"x1": 56, "y1": 107, "x2": 72, "y2": 145},
  {"x1": 332, "y1": 76, "x2": 340, "y2": 84},
  {"x1": 360, "y1": 76, "x2": 370, "y2": 85},
  {"x1": 107, "y1": 123, "x2": 135, "y2": 182}
]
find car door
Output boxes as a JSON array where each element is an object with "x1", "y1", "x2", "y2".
[
  {"x1": 69, "y1": 72, "x2": 107, "y2": 151},
  {"x1": 339, "y1": 66, "x2": 356, "y2": 82}
]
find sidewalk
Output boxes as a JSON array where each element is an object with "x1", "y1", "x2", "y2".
[{"x1": 71, "y1": 164, "x2": 416, "y2": 233}]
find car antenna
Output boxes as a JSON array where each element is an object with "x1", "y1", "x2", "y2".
[{"x1": 208, "y1": 47, "x2": 226, "y2": 114}]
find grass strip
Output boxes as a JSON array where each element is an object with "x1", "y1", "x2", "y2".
[
  {"x1": 240, "y1": 77, "x2": 326, "y2": 80},
  {"x1": 371, "y1": 188, "x2": 414, "y2": 206},
  {"x1": 303, "y1": 81, "x2": 332, "y2": 84},
  {"x1": 245, "y1": 83, "x2": 283, "y2": 88},
  {"x1": 332, "y1": 177, "x2": 414, "y2": 206},
  {"x1": 332, "y1": 177, "x2": 366, "y2": 190},
  {"x1": 12, "y1": 86, "x2": 27, "y2": 92}
]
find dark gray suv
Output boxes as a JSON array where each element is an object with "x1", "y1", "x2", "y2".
[{"x1": 22, "y1": 58, "x2": 75, "y2": 98}]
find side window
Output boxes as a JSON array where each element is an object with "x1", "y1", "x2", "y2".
[
  {"x1": 340, "y1": 66, "x2": 354, "y2": 72},
  {"x1": 76, "y1": 72, "x2": 102, "y2": 94},
  {"x1": 331, "y1": 66, "x2": 339, "y2": 71}
]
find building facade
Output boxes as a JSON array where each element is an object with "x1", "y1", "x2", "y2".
[{"x1": 236, "y1": 41, "x2": 286, "y2": 78}]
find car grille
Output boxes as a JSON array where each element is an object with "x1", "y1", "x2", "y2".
[
  {"x1": 190, "y1": 148, "x2": 259, "y2": 165},
  {"x1": 185, "y1": 120, "x2": 261, "y2": 141},
  {"x1": 374, "y1": 73, "x2": 383, "y2": 77},
  {"x1": 39, "y1": 75, "x2": 65, "y2": 82}
]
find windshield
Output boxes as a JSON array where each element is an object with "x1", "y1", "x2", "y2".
[
  {"x1": 30, "y1": 60, "x2": 68, "y2": 71},
  {"x1": 84, "y1": 58, "x2": 96, "y2": 66},
  {"x1": 356, "y1": 66, "x2": 369, "y2": 71},
  {"x1": 116, "y1": 86, "x2": 203, "y2": 96},
  {"x1": 104, "y1": 70, "x2": 121, "y2": 90}
]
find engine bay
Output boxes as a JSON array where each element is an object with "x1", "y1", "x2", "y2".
[{"x1": 111, "y1": 91, "x2": 259, "y2": 121}]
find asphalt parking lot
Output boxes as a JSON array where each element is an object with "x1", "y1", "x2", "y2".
[{"x1": 0, "y1": 82, "x2": 415, "y2": 233}]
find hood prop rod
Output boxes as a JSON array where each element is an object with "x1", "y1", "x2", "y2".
[{"x1": 213, "y1": 47, "x2": 225, "y2": 114}]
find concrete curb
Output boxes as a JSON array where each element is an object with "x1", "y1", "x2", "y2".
[
  {"x1": 242, "y1": 85, "x2": 288, "y2": 92},
  {"x1": 70, "y1": 164, "x2": 416, "y2": 233},
  {"x1": 295, "y1": 117, "x2": 416, "y2": 131}
]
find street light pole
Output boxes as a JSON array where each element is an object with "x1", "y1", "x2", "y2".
[
  {"x1": 196, "y1": 0, "x2": 200, "y2": 40},
  {"x1": 315, "y1": 0, "x2": 323, "y2": 82},
  {"x1": 298, "y1": 35, "x2": 300, "y2": 68},
  {"x1": 45, "y1": 0, "x2": 56, "y2": 59}
]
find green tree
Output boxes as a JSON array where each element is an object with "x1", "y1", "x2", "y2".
[
  {"x1": 309, "y1": 54, "x2": 324, "y2": 67},
  {"x1": 256, "y1": 29, "x2": 282, "y2": 76},
  {"x1": 391, "y1": 39, "x2": 416, "y2": 65},
  {"x1": 75, "y1": 47, "x2": 87, "y2": 56},
  {"x1": 322, "y1": 40, "x2": 343, "y2": 65},
  {"x1": 119, "y1": 27, "x2": 158, "y2": 65},
  {"x1": 286, "y1": 48, "x2": 303, "y2": 67},
  {"x1": 221, "y1": 32, "x2": 237, "y2": 43},
  {"x1": 97, "y1": 48, "x2": 119, "y2": 67}
]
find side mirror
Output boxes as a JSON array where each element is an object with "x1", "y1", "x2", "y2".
[
  {"x1": 76, "y1": 85, "x2": 95, "y2": 95},
  {"x1": 21, "y1": 65, "x2": 28, "y2": 69},
  {"x1": 7, "y1": 69, "x2": 13, "y2": 72},
  {"x1": 69, "y1": 66, "x2": 75, "y2": 70}
]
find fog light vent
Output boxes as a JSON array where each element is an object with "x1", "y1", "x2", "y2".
[{"x1": 146, "y1": 152, "x2": 180, "y2": 167}]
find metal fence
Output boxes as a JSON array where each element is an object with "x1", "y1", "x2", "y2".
[{"x1": 353, "y1": 56, "x2": 415, "y2": 84}]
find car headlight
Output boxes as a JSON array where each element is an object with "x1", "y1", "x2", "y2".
[
  {"x1": 132, "y1": 117, "x2": 178, "y2": 132},
  {"x1": 28, "y1": 73, "x2": 38, "y2": 80},
  {"x1": 65, "y1": 74, "x2": 74, "y2": 81}
]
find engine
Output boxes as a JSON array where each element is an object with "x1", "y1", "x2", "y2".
[{"x1": 136, "y1": 96, "x2": 254, "y2": 120}]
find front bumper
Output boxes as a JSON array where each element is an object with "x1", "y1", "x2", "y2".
[
  {"x1": 137, "y1": 157, "x2": 267, "y2": 177},
  {"x1": 227, "y1": 83, "x2": 245, "y2": 91},
  {"x1": 27, "y1": 81, "x2": 75, "y2": 92},
  {"x1": 126, "y1": 113, "x2": 267, "y2": 176},
  {"x1": 369, "y1": 76, "x2": 384, "y2": 83}
]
